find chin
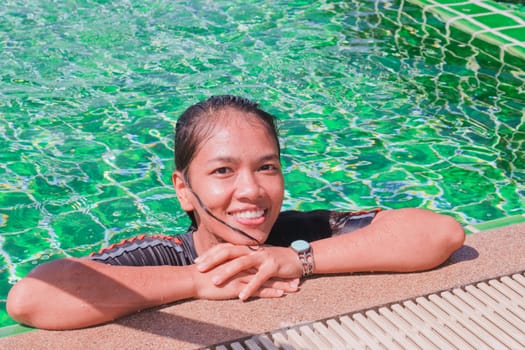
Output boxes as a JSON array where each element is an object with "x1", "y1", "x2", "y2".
[{"x1": 234, "y1": 231, "x2": 269, "y2": 246}]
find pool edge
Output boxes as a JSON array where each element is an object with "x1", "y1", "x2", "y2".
[
  {"x1": 466, "y1": 213, "x2": 525, "y2": 233},
  {"x1": 1, "y1": 222, "x2": 524, "y2": 349},
  {"x1": 1, "y1": 214, "x2": 524, "y2": 339},
  {"x1": 0, "y1": 324, "x2": 34, "y2": 338}
]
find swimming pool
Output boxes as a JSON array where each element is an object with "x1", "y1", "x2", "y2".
[{"x1": 0, "y1": 0, "x2": 523, "y2": 328}]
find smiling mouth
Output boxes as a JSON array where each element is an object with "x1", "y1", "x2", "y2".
[{"x1": 229, "y1": 209, "x2": 266, "y2": 220}]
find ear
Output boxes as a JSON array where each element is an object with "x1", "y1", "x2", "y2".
[{"x1": 172, "y1": 171, "x2": 195, "y2": 212}]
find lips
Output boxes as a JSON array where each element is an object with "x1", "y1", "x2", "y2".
[
  {"x1": 231, "y1": 209, "x2": 265, "y2": 219},
  {"x1": 228, "y1": 208, "x2": 267, "y2": 226}
]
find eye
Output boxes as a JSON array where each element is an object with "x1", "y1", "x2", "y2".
[
  {"x1": 259, "y1": 163, "x2": 280, "y2": 172},
  {"x1": 212, "y1": 167, "x2": 232, "y2": 175}
]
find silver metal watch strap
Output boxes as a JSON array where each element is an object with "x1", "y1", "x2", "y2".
[{"x1": 298, "y1": 250, "x2": 314, "y2": 277}]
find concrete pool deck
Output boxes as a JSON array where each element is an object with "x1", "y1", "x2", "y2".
[{"x1": 0, "y1": 221, "x2": 524, "y2": 349}]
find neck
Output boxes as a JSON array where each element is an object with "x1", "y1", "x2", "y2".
[{"x1": 192, "y1": 227, "x2": 223, "y2": 255}]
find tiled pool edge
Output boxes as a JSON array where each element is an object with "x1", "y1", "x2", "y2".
[
  {"x1": 465, "y1": 212, "x2": 525, "y2": 233},
  {"x1": 0, "y1": 214, "x2": 524, "y2": 339},
  {"x1": 407, "y1": 0, "x2": 525, "y2": 64},
  {"x1": 0, "y1": 324, "x2": 33, "y2": 338}
]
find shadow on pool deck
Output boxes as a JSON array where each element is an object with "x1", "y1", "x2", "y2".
[{"x1": 1, "y1": 222, "x2": 524, "y2": 349}]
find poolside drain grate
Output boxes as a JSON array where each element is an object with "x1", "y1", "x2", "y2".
[{"x1": 203, "y1": 271, "x2": 525, "y2": 349}]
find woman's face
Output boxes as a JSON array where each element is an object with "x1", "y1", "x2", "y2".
[{"x1": 175, "y1": 108, "x2": 284, "y2": 250}]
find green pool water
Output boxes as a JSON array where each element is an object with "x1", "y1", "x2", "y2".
[{"x1": 0, "y1": 0, "x2": 524, "y2": 328}]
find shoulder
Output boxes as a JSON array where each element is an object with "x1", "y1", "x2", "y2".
[{"x1": 88, "y1": 230, "x2": 197, "y2": 266}]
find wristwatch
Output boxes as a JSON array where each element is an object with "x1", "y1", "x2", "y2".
[{"x1": 290, "y1": 240, "x2": 315, "y2": 277}]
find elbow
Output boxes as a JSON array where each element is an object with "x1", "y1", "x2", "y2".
[
  {"x1": 445, "y1": 215, "x2": 466, "y2": 252},
  {"x1": 412, "y1": 214, "x2": 466, "y2": 272},
  {"x1": 435, "y1": 214, "x2": 466, "y2": 260},
  {"x1": 7, "y1": 282, "x2": 67, "y2": 330},
  {"x1": 6, "y1": 277, "x2": 64, "y2": 330},
  {"x1": 6, "y1": 259, "x2": 87, "y2": 330},
  {"x1": 6, "y1": 279, "x2": 37, "y2": 328}
]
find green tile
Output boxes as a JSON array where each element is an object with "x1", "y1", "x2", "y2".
[
  {"x1": 471, "y1": 214, "x2": 525, "y2": 232},
  {"x1": 481, "y1": 0, "x2": 516, "y2": 12},
  {"x1": 477, "y1": 31, "x2": 514, "y2": 47},
  {"x1": 505, "y1": 44, "x2": 525, "y2": 61},
  {"x1": 448, "y1": 25, "x2": 477, "y2": 44},
  {"x1": 474, "y1": 13, "x2": 521, "y2": 28},
  {"x1": 499, "y1": 27, "x2": 525, "y2": 42},
  {"x1": 430, "y1": 0, "x2": 469, "y2": 4},
  {"x1": 511, "y1": 11, "x2": 525, "y2": 23},
  {"x1": 471, "y1": 36, "x2": 504, "y2": 59},
  {"x1": 449, "y1": 4, "x2": 492, "y2": 15},
  {"x1": 408, "y1": 0, "x2": 439, "y2": 7},
  {"x1": 452, "y1": 17, "x2": 486, "y2": 33},
  {"x1": 431, "y1": 6, "x2": 462, "y2": 21},
  {"x1": 0, "y1": 324, "x2": 34, "y2": 338}
]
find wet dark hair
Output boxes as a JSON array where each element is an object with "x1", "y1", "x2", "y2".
[
  {"x1": 174, "y1": 95, "x2": 281, "y2": 227},
  {"x1": 175, "y1": 95, "x2": 280, "y2": 174}
]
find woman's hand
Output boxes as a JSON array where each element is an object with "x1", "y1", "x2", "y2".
[
  {"x1": 192, "y1": 264, "x2": 299, "y2": 301},
  {"x1": 194, "y1": 244, "x2": 303, "y2": 301}
]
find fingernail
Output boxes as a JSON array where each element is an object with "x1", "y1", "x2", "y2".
[
  {"x1": 239, "y1": 292, "x2": 247, "y2": 301},
  {"x1": 196, "y1": 263, "x2": 206, "y2": 271},
  {"x1": 290, "y1": 278, "x2": 300, "y2": 288},
  {"x1": 212, "y1": 276, "x2": 221, "y2": 285},
  {"x1": 194, "y1": 256, "x2": 200, "y2": 263},
  {"x1": 276, "y1": 289, "x2": 284, "y2": 296}
]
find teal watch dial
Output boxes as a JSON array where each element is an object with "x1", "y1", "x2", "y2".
[
  {"x1": 291, "y1": 239, "x2": 310, "y2": 253},
  {"x1": 290, "y1": 240, "x2": 314, "y2": 277}
]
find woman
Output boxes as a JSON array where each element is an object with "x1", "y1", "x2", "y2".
[{"x1": 7, "y1": 95, "x2": 465, "y2": 330}]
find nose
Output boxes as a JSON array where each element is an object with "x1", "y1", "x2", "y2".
[{"x1": 234, "y1": 170, "x2": 262, "y2": 200}]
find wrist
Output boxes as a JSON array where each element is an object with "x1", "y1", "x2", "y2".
[
  {"x1": 290, "y1": 240, "x2": 315, "y2": 277},
  {"x1": 190, "y1": 265, "x2": 201, "y2": 299}
]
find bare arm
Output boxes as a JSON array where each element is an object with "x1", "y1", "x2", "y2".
[
  {"x1": 196, "y1": 208, "x2": 466, "y2": 299},
  {"x1": 6, "y1": 258, "x2": 197, "y2": 330},
  {"x1": 311, "y1": 208, "x2": 465, "y2": 273},
  {"x1": 7, "y1": 257, "x2": 297, "y2": 330}
]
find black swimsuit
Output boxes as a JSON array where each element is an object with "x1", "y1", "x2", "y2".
[{"x1": 88, "y1": 209, "x2": 380, "y2": 266}]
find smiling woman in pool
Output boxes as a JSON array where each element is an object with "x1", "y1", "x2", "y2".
[{"x1": 7, "y1": 95, "x2": 465, "y2": 330}]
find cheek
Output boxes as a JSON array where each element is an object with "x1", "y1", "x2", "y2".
[
  {"x1": 197, "y1": 180, "x2": 232, "y2": 207},
  {"x1": 268, "y1": 177, "x2": 285, "y2": 203}
]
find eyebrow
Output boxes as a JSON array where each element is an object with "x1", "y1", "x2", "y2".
[{"x1": 207, "y1": 154, "x2": 280, "y2": 165}]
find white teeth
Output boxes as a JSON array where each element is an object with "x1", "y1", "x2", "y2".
[{"x1": 234, "y1": 209, "x2": 264, "y2": 219}]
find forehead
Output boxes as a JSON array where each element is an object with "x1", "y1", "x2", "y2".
[
  {"x1": 215, "y1": 108, "x2": 265, "y2": 130},
  {"x1": 193, "y1": 110, "x2": 278, "y2": 158},
  {"x1": 205, "y1": 108, "x2": 273, "y2": 139}
]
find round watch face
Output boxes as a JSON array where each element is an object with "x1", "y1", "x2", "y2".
[{"x1": 291, "y1": 239, "x2": 310, "y2": 252}]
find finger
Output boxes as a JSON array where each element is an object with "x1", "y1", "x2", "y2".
[
  {"x1": 252, "y1": 288, "x2": 285, "y2": 299},
  {"x1": 210, "y1": 255, "x2": 260, "y2": 285},
  {"x1": 194, "y1": 243, "x2": 234, "y2": 267},
  {"x1": 238, "y1": 267, "x2": 276, "y2": 301},
  {"x1": 196, "y1": 244, "x2": 251, "y2": 272},
  {"x1": 250, "y1": 282, "x2": 300, "y2": 300},
  {"x1": 262, "y1": 278, "x2": 300, "y2": 293}
]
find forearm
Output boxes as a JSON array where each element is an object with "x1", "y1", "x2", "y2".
[
  {"x1": 311, "y1": 208, "x2": 465, "y2": 274},
  {"x1": 7, "y1": 258, "x2": 196, "y2": 330}
]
